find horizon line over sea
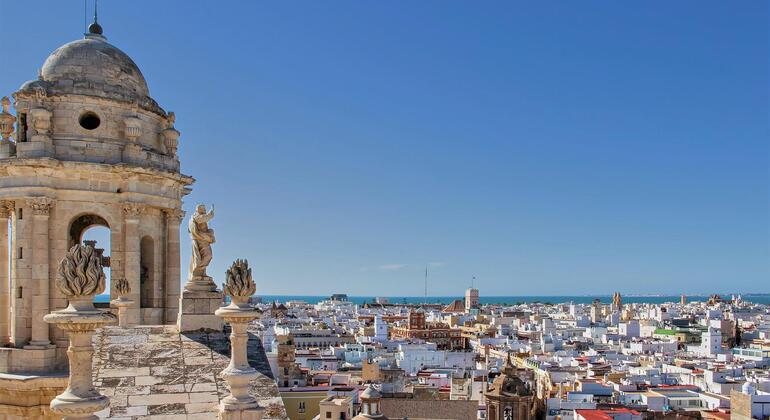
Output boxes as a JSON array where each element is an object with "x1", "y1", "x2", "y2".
[{"x1": 93, "y1": 294, "x2": 770, "y2": 305}]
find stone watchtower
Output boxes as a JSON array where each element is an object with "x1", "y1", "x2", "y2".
[{"x1": 0, "y1": 22, "x2": 193, "y2": 371}]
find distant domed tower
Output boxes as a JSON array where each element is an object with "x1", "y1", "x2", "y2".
[
  {"x1": 353, "y1": 384, "x2": 388, "y2": 419},
  {"x1": 485, "y1": 354, "x2": 537, "y2": 420},
  {"x1": 0, "y1": 20, "x2": 193, "y2": 365}
]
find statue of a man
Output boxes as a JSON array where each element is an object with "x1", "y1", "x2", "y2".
[{"x1": 188, "y1": 204, "x2": 215, "y2": 283}]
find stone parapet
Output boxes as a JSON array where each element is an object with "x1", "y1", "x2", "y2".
[
  {"x1": 0, "y1": 347, "x2": 58, "y2": 373},
  {"x1": 0, "y1": 372, "x2": 67, "y2": 419}
]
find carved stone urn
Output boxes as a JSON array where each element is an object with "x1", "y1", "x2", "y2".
[
  {"x1": 44, "y1": 244, "x2": 117, "y2": 420},
  {"x1": 215, "y1": 259, "x2": 263, "y2": 420},
  {"x1": 123, "y1": 116, "x2": 142, "y2": 142},
  {"x1": 110, "y1": 277, "x2": 133, "y2": 328},
  {"x1": 161, "y1": 111, "x2": 180, "y2": 156},
  {"x1": 0, "y1": 97, "x2": 15, "y2": 143}
]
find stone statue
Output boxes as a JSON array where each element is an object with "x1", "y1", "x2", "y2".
[{"x1": 187, "y1": 204, "x2": 216, "y2": 291}]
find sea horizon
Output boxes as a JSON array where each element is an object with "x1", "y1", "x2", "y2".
[{"x1": 93, "y1": 293, "x2": 770, "y2": 305}]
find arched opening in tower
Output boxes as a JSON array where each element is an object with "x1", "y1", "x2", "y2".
[
  {"x1": 70, "y1": 215, "x2": 111, "y2": 304},
  {"x1": 139, "y1": 236, "x2": 157, "y2": 312}
]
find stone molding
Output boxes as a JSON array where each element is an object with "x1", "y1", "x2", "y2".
[
  {"x1": 26, "y1": 197, "x2": 54, "y2": 216},
  {"x1": 163, "y1": 208, "x2": 185, "y2": 224},
  {"x1": 122, "y1": 202, "x2": 145, "y2": 219},
  {"x1": 0, "y1": 201, "x2": 14, "y2": 219}
]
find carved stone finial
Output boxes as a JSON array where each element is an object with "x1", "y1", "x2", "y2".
[
  {"x1": 56, "y1": 244, "x2": 106, "y2": 298},
  {"x1": 167, "y1": 111, "x2": 176, "y2": 128},
  {"x1": 1, "y1": 97, "x2": 9, "y2": 114},
  {"x1": 46, "y1": 243, "x2": 115, "y2": 420},
  {"x1": 113, "y1": 278, "x2": 131, "y2": 297},
  {"x1": 27, "y1": 197, "x2": 54, "y2": 215},
  {"x1": 224, "y1": 259, "x2": 256, "y2": 301},
  {"x1": 215, "y1": 258, "x2": 262, "y2": 418}
]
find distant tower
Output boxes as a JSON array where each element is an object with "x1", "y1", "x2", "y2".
[
  {"x1": 408, "y1": 309, "x2": 426, "y2": 330},
  {"x1": 612, "y1": 292, "x2": 622, "y2": 311},
  {"x1": 680, "y1": 294, "x2": 687, "y2": 305},
  {"x1": 465, "y1": 288, "x2": 479, "y2": 312},
  {"x1": 703, "y1": 327, "x2": 722, "y2": 357},
  {"x1": 373, "y1": 314, "x2": 388, "y2": 342},
  {"x1": 590, "y1": 299, "x2": 602, "y2": 323},
  {"x1": 276, "y1": 332, "x2": 306, "y2": 387}
]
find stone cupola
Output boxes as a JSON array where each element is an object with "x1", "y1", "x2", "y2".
[
  {"x1": 353, "y1": 384, "x2": 388, "y2": 420},
  {"x1": 7, "y1": 22, "x2": 184, "y2": 173}
]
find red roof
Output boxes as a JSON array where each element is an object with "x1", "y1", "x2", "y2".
[{"x1": 576, "y1": 408, "x2": 640, "y2": 420}]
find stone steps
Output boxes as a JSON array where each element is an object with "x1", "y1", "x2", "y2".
[{"x1": 92, "y1": 325, "x2": 287, "y2": 419}]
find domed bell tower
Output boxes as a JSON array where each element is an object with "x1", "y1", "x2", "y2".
[{"x1": 0, "y1": 19, "x2": 194, "y2": 372}]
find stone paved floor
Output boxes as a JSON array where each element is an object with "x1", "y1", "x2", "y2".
[{"x1": 92, "y1": 325, "x2": 287, "y2": 420}]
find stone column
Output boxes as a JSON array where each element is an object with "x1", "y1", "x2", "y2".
[
  {"x1": 123, "y1": 203, "x2": 144, "y2": 326},
  {"x1": 44, "y1": 244, "x2": 116, "y2": 420},
  {"x1": 163, "y1": 209, "x2": 184, "y2": 324},
  {"x1": 11, "y1": 200, "x2": 32, "y2": 345},
  {"x1": 26, "y1": 197, "x2": 54, "y2": 348},
  {"x1": 215, "y1": 259, "x2": 262, "y2": 420},
  {"x1": 0, "y1": 201, "x2": 13, "y2": 344}
]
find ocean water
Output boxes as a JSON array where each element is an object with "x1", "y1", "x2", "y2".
[{"x1": 93, "y1": 294, "x2": 770, "y2": 305}]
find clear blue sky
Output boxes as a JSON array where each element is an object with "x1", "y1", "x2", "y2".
[{"x1": 1, "y1": 1, "x2": 767, "y2": 296}]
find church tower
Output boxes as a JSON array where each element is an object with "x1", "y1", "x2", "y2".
[
  {"x1": 484, "y1": 354, "x2": 537, "y2": 420},
  {"x1": 0, "y1": 19, "x2": 193, "y2": 370}
]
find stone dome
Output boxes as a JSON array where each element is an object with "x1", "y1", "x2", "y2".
[
  {"x1": 360, "y1": 384, "x2": 381, "y2": 400},
  {"x1": 39, "y1": 34, "x2": 148, "y2": 97},
  {"x1": 16, "y1": 32, "x2": 165, "y2": 116}
]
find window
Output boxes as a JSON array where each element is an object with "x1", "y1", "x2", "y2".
[
  {"x1": 17, "y1": 113, "x2": 27, "y2": 142},
  {"x1": 298, "y1": 402, "x2": 306, "y2": 413},
  {"x1": 79, "y1": 112, "x2": 101, "y2": 130},
  {"x1": 326, "y1": 413, "x2": 331, "y2": 418}
]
